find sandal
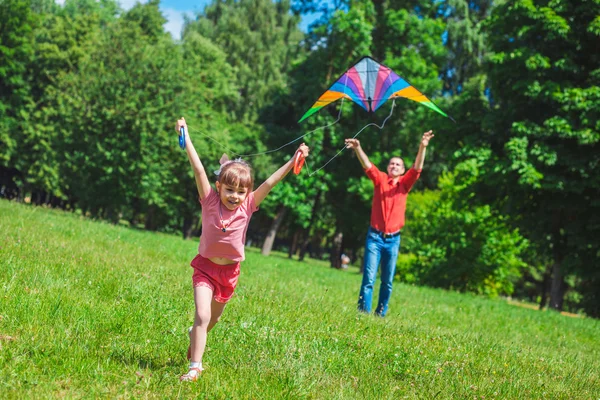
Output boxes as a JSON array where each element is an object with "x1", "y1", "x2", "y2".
[{"x1": 180, "y1": 367, "x2": 203, "y2": 382}]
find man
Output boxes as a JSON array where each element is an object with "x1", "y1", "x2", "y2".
[{"x1": 345, "y1": 130, "x2": 434, "y2": 317}]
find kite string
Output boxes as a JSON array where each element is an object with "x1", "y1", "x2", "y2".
[
  {"x1": 183, "y1": 96, "x2": 396, "y2": 177},
  {"x1": 303, "y1": 98, "x2": 397, "y2": 177},
  {"x1": 185, "y1": 97, "x2": 347, "y2": 159}
]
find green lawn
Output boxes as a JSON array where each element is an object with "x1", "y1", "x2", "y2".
[{"x1": 1, "y1": 199, "x2": 599, "y2": 399}]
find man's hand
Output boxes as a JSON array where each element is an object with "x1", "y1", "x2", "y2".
[
  {"x1": 345, "y1": 138, "x2": 361, "y2": 150},
  {"x1": 421, "y1": 130, "x2": 434, "y2": 147},
  {"x1": 414, "y1": 130, "x2": 433, "y2": 170},
  {"x1": 345, "y1": 138, "x2": 371, "y2": 169}
]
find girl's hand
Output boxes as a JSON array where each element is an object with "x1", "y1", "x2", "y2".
[
  {"x1": 175, "y1": 117, "x2": 187, "y2": 134},
  {"x1": 421, "y1": 130, "x2": 434, "y2": 147},
  {"x1": 344, "y1": 138, "x2": 361, "y2": 149},
  {"x1": 297, "y1": 143, "x2": 310, "y2": 157}
]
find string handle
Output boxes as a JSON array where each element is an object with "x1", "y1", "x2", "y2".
[{"x1": 293, "y1": 149, "x2": 305, "y2": 175}]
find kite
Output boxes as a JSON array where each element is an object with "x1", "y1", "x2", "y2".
[
  {"x1": 298, "y1": 56, "x2": 454, "y2": 123},
  {"x1": 180, "y1": 56, "x2": 453, "y2": 176}
]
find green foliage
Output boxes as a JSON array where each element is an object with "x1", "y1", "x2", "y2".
[
  {"x1": 2, "y1": 0, "x2": 598, "y2": 313},
  {"x1": 16, "y1": 6, "x2": 241, "y2": 231},
  {"x1": 325, "y1": 1, "x2": 375, "y2": 59},
  {"x1": 481, "y1": 0, "x2": 600, "y2": 311},
  {"x1": 0, "y1": 0, "x2": 39, "y2": 166},
  {"x1": 47, "y1": 22, "x2": 171, "y2": 217},
  {"x1": 184, "y1": 0, "x2": 303, "y2": 121},
  {"x1": 121, "y1": 0, "x2": 167, "y2": 42},
  {"x1": 436, "y1": 0, "x2": 492, "y2": 94},
  {"x1": 427, "y1": 0, "x2": 600, "y2": 314},
  {"x1": 402, "y1": 166, "x2": 529, "y2": 297},
  {"x1": 58, "y1": 0, "x2": 119, "y2": 24},
  {"x1": 280, "y1": 0, "x2": 450, "y2": 251}
]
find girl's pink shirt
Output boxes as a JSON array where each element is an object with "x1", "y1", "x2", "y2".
[{"x1": 198, "y1": 187, "x2": 259, "y2": 262}]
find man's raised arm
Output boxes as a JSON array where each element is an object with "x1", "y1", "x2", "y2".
[
  {"x1": 414, "y1": 130, "x2": 434, "y2": 170},
  {"x1": 345, "y1": 138, "x2": 372, "y2": 169}
]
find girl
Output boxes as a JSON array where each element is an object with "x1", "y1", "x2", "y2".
[{"x1": 175, "y1": 117, "x2": 309, "y2": 382}]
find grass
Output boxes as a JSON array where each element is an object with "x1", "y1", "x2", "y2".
[{"x1": 1, "y1": 199, "x2": 599, "y2": 399}]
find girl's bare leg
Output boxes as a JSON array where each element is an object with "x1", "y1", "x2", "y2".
[
  {"x1": 208, "y1": 299, "x2": 227, "y2": 332},
  {"x1": 182, "y1": 287, "x2": 230, "y2": 381},
  {"x1": 189, "y1": 285, "x2": 214, "y2": 363}
]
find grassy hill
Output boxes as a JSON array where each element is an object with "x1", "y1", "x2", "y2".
[{"x1": 1, "y1": 199, "x2": 598, "y2": 399}]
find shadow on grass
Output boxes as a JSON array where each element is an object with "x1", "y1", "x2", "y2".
[{"x1": 247, "y1": 246, "x2": 363, "y2": 274}]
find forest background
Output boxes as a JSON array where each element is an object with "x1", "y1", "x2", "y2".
[{"x1": 1, "y1": 0, "x2": 598, "y2": 317}]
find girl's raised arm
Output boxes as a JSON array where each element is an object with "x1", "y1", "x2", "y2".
[
  {"x1": 253, "y1": 143, "x2": 309, "y2": 207},
  {"x1": 176, "y1": 118, "x2": 211, "y2": 200}
]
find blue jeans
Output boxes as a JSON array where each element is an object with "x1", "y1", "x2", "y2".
[{"x1": 358, "y1": 227, "x2": 401, "y2": 317}]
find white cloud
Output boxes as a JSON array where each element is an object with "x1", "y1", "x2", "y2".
[{"x1": 162, "y1": 8, "x2": 194, "y2": 40}]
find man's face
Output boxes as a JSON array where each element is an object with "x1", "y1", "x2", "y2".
[{"x1": 387, "y1": 157, "x2": 405, "y2": 178}]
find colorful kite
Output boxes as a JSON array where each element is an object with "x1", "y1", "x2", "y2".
[{"x1": 299, "y1": 56, "x2": 453, "y2": 123}]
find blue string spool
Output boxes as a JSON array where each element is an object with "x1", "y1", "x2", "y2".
[{"x1": 179, "y1": 126, "x2": 186, "y2": 150}]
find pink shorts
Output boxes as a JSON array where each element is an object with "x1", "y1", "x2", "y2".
[{"x1": 191, "y1": 254, "x2": 241, "y2": 303}]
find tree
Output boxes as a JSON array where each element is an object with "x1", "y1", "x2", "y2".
[
  {"x1": 1, "y1": 0, "x2": 121, "y2": 203},
  {"x1": 38, "y1": 11, "x2": 242, "y2": 232},
  {"x1": 121, "y1": 0, "x2": 167, "y2": 42},
  {"x1": 478, "y1": 0, "x2": 599, "y2": 314},
  {"x1": 183, "y1": 0, "x2": 303, "y2": 122},
  {"x1": 401, "y1": 162, "x2": 529, "y2": 297},
  {"x1": 0, "y1": 0, "x2": 39, "y2": 198},
  {"x1": 295, "y1": 0, "x2": 448, "y2": 256},
  {"x1": 435, "y1": 0, "x2": 493, "y2": 95}
]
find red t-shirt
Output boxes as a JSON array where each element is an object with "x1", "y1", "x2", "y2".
[{"x1": 364, "y1": 164, "x2": 421, "y2": 233}]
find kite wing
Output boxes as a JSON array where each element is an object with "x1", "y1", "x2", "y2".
[{"x1": 299, "y1": 56, "x2": 451, "y2": 122}]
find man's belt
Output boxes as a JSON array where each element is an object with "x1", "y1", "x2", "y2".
[{"x1": 370, "y1": 227, "x2": 401, "y2": 239}]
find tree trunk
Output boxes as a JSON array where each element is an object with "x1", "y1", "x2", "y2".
[
  {"x1": 330, "y1": 231, "x2": 343, "y2": 269},
  {"x1": 549, "y1": 214, "x2": 567, "y2": 311},
  {"x1": 538, "y1": 265, "x2": 552, "y2": 310},
  {"x1": 288, "y1": 229, "x2": 301, "y2": 258},
  {"x1": 105, "y1": 207, "x2": 119, "y2": 224},
  {"x1": 33, "y1": 190, "x2": 46, "y2": 205},
  {"x1": 0, "y1": 166, "x2": 19, "y2": 199},
  {"x1": 550, "y1": 261, "x2": 566, "y2": 310},
  {"x1": 298, "y1": 236, "x2": 310, "y2": 261},
  {"x1": 182, "y1": 214, "x2": 199, "y2": 239},
  {"x1": 144, "y1": 205, "x2": 156, "y2": 231},
  {"x1": 261, "y1": 206, "x2": 287, "y2": 256},
  {"x1": 299, "y1": 190, "x2": 322, "y2": 261},
  {"x1": 313, "y1": 232, "x2": 325, "y2": 259},
  {"x1": 50, "y1": 195, "x2": 62, "y2": 208}
]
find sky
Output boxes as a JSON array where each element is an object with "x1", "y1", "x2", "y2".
[{"x1": 113, "y1": 0, "x2": 322, "y2": 39}]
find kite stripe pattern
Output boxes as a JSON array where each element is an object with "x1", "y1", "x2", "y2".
[{"x1": 299, "y1": 56, "x2": 450, "y2": 122}]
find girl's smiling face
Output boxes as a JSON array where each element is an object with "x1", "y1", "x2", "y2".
[{"x1": 216, "y1": 181, "x2": 249, "y2": 210}]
